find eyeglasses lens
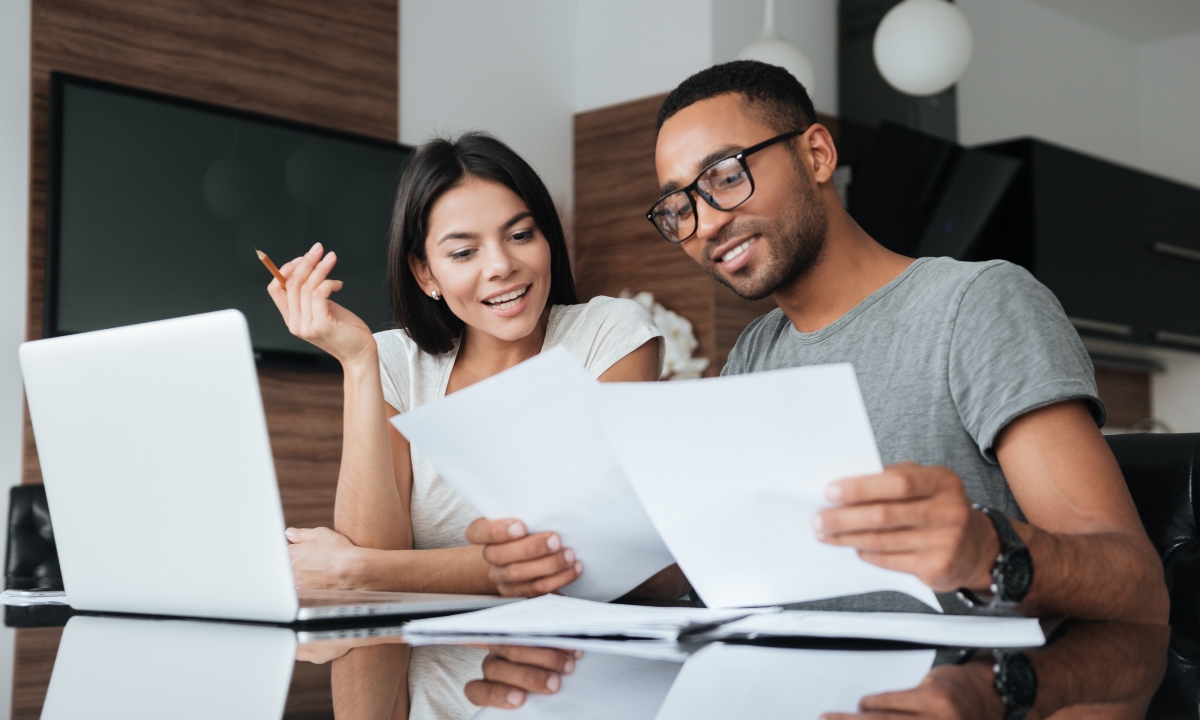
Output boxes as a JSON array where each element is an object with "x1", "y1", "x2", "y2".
[
  {"x1": 697, "y1": 157, "x2": 751, "y2": 209},
  {"x1": 651, "y1": 157, "x2": 753, "y2": 243},
  {"x1": 651, "y1": 192, "x2": 695, "y2": 243}
]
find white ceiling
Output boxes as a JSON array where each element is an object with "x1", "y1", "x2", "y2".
[{"x1": 1028, "y1": 0, "x2": 1200, "y2": 44}]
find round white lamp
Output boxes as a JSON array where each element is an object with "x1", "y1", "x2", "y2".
[
  {"x1": 873, "y1": 0, "x2": 973, "y2": 97},
  {"x1": 736, "y1": 0, "x2": 816, "y2": 93}
]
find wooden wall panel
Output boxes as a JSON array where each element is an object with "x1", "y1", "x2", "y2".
[
  {"x1": 1095, "y1": 367, "x2": 1152, "y2": 429},
  {"x1": 11, "y1": 627, "x2": 61, "y2": 720},
  {"x1": 18, "y1": 1, "x2": 396, "y2": 716}
]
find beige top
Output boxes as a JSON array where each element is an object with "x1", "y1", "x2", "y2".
[{"x1": 373, "y1": 295, "x2": 663, "y2": 720}]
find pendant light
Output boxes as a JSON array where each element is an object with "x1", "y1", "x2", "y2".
[
  {"x1": 873, "y1": 0, "x2": 973, "y2": 97},
  {"x1": 736, "y1": 0, "x2": 816, "y2": 93}
]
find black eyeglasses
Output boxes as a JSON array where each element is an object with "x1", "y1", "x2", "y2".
[{"x1": 646, "y1": 129, "x2": 806, "y2": 243}]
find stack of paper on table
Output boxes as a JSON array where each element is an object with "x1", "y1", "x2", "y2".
[
  {"x1": 701, "y1": 610, "x2": 1045, "y2": 648},
  {"x1": 402, "y1": 595, "x2": 773, "y2": 642},
  {"x1": 403, "y1": 595, "x2": 1044, "y2": 648}
]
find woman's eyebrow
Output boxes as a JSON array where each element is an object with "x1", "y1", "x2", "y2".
[
  {"x1": 500, "y1": 211, "x2": 533, "y2": 232},
  {"x1": 437, "y1": 230, "x2": 480, "y2": 245}
]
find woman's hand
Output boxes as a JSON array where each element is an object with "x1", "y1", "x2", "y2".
[
  {"x1": 465, "y1": 518, "x2": 583, "y2": 597},
  {"x1": 464, "y1": 645, "x2": 581, "y2": 709},
  {"x1": 286, "y1": 526, "x2": 364, "y2": 589},
  {"x1": 266, "y1": 242, "x2": 375, "y2": 366}
]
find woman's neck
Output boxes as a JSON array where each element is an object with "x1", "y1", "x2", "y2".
[{"x1": 446, "y1": 305, "x2": 552, "y2": 394}]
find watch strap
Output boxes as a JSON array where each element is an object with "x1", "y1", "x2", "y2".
[{"x1": 957, "y1": 507, "x2": 1029, "y2": 609}]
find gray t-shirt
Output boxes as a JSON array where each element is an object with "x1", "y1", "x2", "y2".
[{"x1": 722, "y1": 257, "x2": 1104, "y2": 614}]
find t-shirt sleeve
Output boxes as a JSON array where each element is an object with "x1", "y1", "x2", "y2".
[
  {"x1": 562, "y1": 297, "x2": 664, "y2": 379},
  {"x1": 948, "y1": 262, "x2": 1105, "y2": 462},
  {"x1": 374, "y1": 330, "x2": 413, "y2": 413}
]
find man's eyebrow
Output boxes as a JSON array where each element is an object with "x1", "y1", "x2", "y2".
[
  {"x1": 658, "y1": 145, "x2": 742, "y2": 196},
  {"x1": 438, "y1": 211, "x2": 533, "y2": 245}
]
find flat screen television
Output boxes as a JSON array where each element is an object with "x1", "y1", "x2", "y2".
[{"x1": 46, "y1": 73, "x2": 412, "y2": 366}]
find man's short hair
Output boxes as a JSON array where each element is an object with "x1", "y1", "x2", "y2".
[{"x1": 656, "y1": 60, "x2": 817, "y2": 135}]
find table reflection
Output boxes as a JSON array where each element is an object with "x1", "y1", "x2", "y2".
[
  {"x1": 32, "y1": 614, "x2": 1171, "y2": 720},
  {"x1": 305, "y1": 619, "x2": 1168, "y2": 720}
]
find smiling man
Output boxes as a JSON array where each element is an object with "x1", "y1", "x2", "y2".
[{"x1": 645, "y1": 60, "x2": 1167, "y2": 623}]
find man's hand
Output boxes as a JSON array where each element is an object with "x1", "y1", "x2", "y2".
[
  {"x1": 814, "y1": 463, "x2": 1000, "y2": 593},
  {"x1": 466, "y1": 518, "x2": 583, "y2": 597},
  {"x1": 464, "y1": 645, "x2": 581, "y2": 709},
  {"x1": 286, "y1": 526, "x2": 363, "y2": 590},
  {"x1": 821, "y1": 659, "x2": 1003, "y2": 720}
]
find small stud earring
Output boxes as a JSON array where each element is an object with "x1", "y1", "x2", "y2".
[{"x1": 431, "y1": 290, "x2": 439, "y2": 300}]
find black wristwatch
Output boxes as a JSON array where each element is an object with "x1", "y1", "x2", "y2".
[
  {"x1": 993, "y1": 649, "x2": 1038, "y2": 720},
  {"x1": 957, "y1": 507, "x2": 1034, "y2": 610}
]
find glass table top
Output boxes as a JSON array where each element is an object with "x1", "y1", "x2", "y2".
[{"x1": 9, "y1": 606, "x2": 1182, "y2": 720}]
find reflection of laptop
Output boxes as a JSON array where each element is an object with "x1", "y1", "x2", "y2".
[
  {"x1": 20, "y1": 310, "x2": 513, "y2": 623},
  {"x1": 42, "y1": 615, "x2": 297, "y2": 720}
]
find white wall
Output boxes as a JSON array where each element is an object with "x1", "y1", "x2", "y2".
[
  {"x1": 399, "y1": 0, "x2": 577, "y2": 212},
  {"x1": 711, "y1": 0, "x2": 838, "y2": 115},
  {"x1": 0, "y1": 1, "x2": 31, "y2": 715},
  {"x1": 575, "y1": 0, "x2": 714, "y2": 113},
  {"x1": 957, "y1": 0, "x2": 1141, "y2": 168},
  {"x1": 1137, "y1": 31, "x2": 1200, "y2": 189}
]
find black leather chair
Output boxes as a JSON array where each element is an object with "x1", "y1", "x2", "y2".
[
  {"x1": 5, "y1": 484, "x2": 62, "y2": 592},
  {"x1": 1107, "y1": 433, "x2": 1200, "y2": 718}
]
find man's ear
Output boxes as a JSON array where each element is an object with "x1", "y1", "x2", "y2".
[
  {"x1": 407, "y1": 253, "x2": 437, "y2": 297},
  {"x1": 802, "y1": 124, "x2": 839, "y2": 185}
]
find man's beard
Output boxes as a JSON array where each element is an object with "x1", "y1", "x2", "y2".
[{"x1": 702, "y1": 179, "x2": 829, "y2": 302}]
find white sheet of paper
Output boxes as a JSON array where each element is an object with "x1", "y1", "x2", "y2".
[
  {"x1": 390, "y1": 348, "x2": 674, "y2": 601},
  {"x1": 656, "y1": 644, "x2": 935, "y2": 720},
  {"x1": 402, "y1": 595, "x2": 774, "y2": 641},
  {"x1": 596, "y1": 363, "x2": 940, "y2": 610},
  {"x1": 704, "y1": 610, "x2": 1045, "y2": 648},
  {"x1": 476, "y1": 650, "x2": 682, "y2": 720}
]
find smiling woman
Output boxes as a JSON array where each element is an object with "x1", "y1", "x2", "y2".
[{"x1": 264, "y1": 132, "x2": 669, "y2": 719}]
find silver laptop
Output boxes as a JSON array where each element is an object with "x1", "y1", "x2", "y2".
[{"x1": 20, "y1": 310, "x2": 514, "y2": 623}]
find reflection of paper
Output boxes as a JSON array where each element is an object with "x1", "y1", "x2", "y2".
[
  {"x1": 391, "y1": 348, "x2": 673, "y2": 602},
  {"x1": 704, "y1": 610, "x2": 1044, "y2": 648},
  {"x1": 596, "y1": 364, "x2": 940, "y2": 610},
  {"x1": 41, "y1": 616, "x2": 295, "y2": 720},
  {"x1": 477, "y1": 650, "x2": 682, "y2": 720},
  {"x1": 656, "y1": 644, "x2": 935, "y2": 720},
  {"x1": 402, "y1": 594, "x2": 773, "y2": 641}
]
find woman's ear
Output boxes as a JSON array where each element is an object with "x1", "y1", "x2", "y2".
[{"x1": 408, "y1": 253, "x2": 438, "y2": 298}]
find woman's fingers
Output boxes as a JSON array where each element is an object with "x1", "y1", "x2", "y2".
[
  {"x1": 482, "y1": 532, "x2": 565, "y2": 566},
  {"x1": 298, "y1": 249, "x2": 337, "y2": 332},
  {"x1": 497, "y1": 561, "x2": 583, "y2": 597},
  {"x1": 487, "y1": 548, "x2": 577, "y2": 586},
  {"x1": 463, "y1": 680, "x2": 526, "y2": 709},
  {"x1": 286, "y1": 244, "x2": 322, "y2": 334},
  {"x1": 467, "y1": 518, "x2": 527, "y2": 544}
]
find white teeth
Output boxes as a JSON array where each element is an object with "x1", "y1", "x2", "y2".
[
  {"x1": 484, "y1": 286, "x2": 528, "y2": 309},
  {"x1": 721, "y1": 239, "x2": 753, "y2": 263}
]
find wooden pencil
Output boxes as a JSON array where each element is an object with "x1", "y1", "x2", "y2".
[{"x1": 256, "y1": 249, "x2": 287, "y2": 289}]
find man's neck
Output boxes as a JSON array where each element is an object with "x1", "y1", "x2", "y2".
[{"x1": 772, "y1": 208, "x2": 914, "y2": 335}]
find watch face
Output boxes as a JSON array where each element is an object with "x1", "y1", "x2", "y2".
[
  {"x1": 997, "y1": 651, "x2": 1038, "y2": 712},
  {"x1": 1000, "y1": 548, "x2": 1034, "y2": 601}
]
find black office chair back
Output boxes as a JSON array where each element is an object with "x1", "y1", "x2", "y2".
[
  {"x1": 1107, "y1": 432, "x2": 1200, "y2": 719},
  {"x1": 5, "y1": 484, "x2": 63, "y2": 591}
]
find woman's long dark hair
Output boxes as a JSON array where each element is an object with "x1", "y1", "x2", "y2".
[{"x1": 387, "y1": 132, "x2": 578, "y2": 355}]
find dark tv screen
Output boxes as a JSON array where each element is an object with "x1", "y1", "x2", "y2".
[{"x1": 48, "y1": 73, "x2": 411, "y2": 364}]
